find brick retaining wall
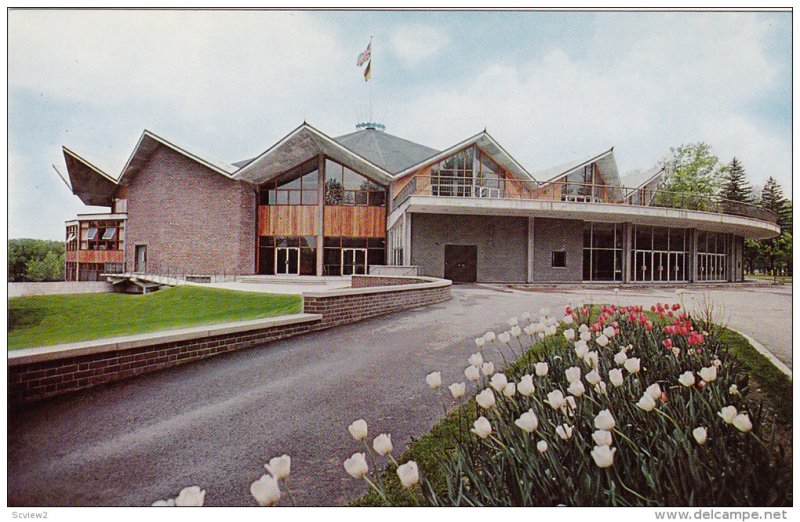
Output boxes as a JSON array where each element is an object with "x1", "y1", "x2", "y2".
[
  {"x1": 350, "y1": 275, "x2": 425, "y2": 288},
  {"x1": 9, "y1": 277, "x2": 451, "y2": 404}
]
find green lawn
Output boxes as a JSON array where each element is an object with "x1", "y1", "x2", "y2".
[
  {"x1": 8, "y1": 286, "x2": 302, "y2": 350},
  {"x1": 746, "y1": 274, "x2": 792, "y2": 284}
]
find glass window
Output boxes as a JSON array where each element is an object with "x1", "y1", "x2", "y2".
[
  {"x1": 324, "y1": 158, "x2": 385, "y2": 207},
  {"x1": 551, "y1": 251, "x2": 567, "y2": 268},
  {"x1": 652, "y1": 227, "x2": 669, "y2": 250},
  {"x1": 669, "y1": 229, "x2": 686, "y2": 252},
  {"x1": 635, "y1": 226, "x2": 652, "y2": 250},
  {"x1": 101, "y1": 228, "x2": 117, "y2": 240},
  {"x1": 85, "y1": 227, "x2": 98, "y2": 240}
]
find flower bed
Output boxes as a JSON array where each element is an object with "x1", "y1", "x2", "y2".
[{"x1": 352, "y1": 303, "x2": 791, "y2": 507}]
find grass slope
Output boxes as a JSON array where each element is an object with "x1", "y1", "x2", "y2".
[{"x1": 8, "y1": 286, "x2": 302, "y2": 350}]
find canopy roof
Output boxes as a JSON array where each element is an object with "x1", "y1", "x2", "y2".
[
  {"x1": 620, "y1": 165, "x2": 665, "y2": 189},
  {"x1": 62, "y1": 147, "x2": 119, "y2": 206}
]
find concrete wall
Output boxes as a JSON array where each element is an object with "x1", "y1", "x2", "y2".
[
  {"x1": 8, "y1": 281, "x2": 113, "y2": 297},
  {"x1": 532, "y1": 218, "x2": 584, "y2": 282},
  {"x1": 410, "y1": 213, "x2": 528, "y2": 282},
  {"x1": 124, "y1": 146, "x2": 256, "y2": 276}
]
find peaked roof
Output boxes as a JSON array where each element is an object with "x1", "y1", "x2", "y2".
[
  {"x1": 62, "y1": 147, "x2": 119, "y2": 206},
  {"x1": 332, "y1": 128, "x2": 439, "y2": 174},
  {"x1": 533, "y1": 147, "x2": 620, "y2": 187},
  {"x1": 620, "y1": 165, "x2": 665, "y2": 189}
]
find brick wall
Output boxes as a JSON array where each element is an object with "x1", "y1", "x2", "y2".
[
  {"x1": 125, "y1": 146, "x2": 255, "y2": 275},
  {"x1": 304, "y1": 283, "x2": 451, "y2": 329},
  {"x1": 9, "y1": 280, "x2": 451, "y2": 404},
  {"x1": 350, "y1": 275, "x2": 425, "y2": 288}
]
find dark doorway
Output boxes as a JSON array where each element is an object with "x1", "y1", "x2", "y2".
[
  {"x1": 444, "y1": 244, "x2": 478, "y2": 283},
  {"x1": 134, "y1": 245, "x2": 147, "y2": 273}
]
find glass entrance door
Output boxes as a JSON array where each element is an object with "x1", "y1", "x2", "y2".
[
  {"x1": 341, "y1": 248, "x2": 367, "y2": 275},
  {"x1": 275, "y1": 247, "x2": 300, "y2": 275}
]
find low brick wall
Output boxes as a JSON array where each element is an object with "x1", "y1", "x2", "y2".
[
  {"x1": 305, "y1": 276, "x2": 451, "y2": 329},
  {"x1": 9, "y1": 277, "x2": 452, "y2": 404},
  {"x1": 351, "y1": 275, "x2": 425, "y2": 288}
]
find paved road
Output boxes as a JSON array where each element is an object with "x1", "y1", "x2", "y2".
[{"x1": 7, "y1": 285, "x2": 791, "y2": 506}]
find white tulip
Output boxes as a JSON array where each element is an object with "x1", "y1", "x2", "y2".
[
  {"x1": 396, "y1": 461, "x2": 419, "y2": 488},
  {"x1": 574, "y1": 340, "x2": 589, "y2": 358},
  {"x1": 481, "y1": 362, "x2": 495, "y2": 377},
  {"x1": 624, "y1": 358, "x2": 641, "y2": 374},
  {"x1": 614, "y1": 350, "x2": 628, "y2": 365},
  {"x1": 603, "y1": 326, "x2": 615, "y2": 338},
  {"x1": 250, "y1": 475, "x2": 281, "y2": 506},
  {"x1": 591, "y1": 445, "x2": 617, "y2": 468},
  {"x1": 583, "y1": 351, "x2": 599, "y2": 369},
  {"x1": 585, "y1": 369, "x2": 602, "y2": 386},
  {"x1": 562, "y1": 314, "x2": 574, "y2": 325},
  {"x1": 672, "y1": 347, "x2": 681, "y2": 357},
  {"x1": 503, "y1": 382, "x2": 517, "y2": 398},
  {"x1": 566, "y1": 396, "x2": 577, "y2": 411},
  {"x1": 636, "y1": 393, "x2": 656, "y2": 412},
  {"x1": 348, "y1": 419, "x2": 368, "y2": 441},
  {"x1": 545, "y1": 325, "x2": 558, "y2": 336},
  {"x1": 592, "y1": 430, "x2": 613, "y2": 446},
  {"x1": 733, "y1": 414, "x2": 753, "y2": 433},
  {"x1": 718, "y1": 406, "x2": 738, "y2": 424},
  {"x1": 476, "y1": 388, "x2": 496, "y2": 410},
  {"x1": 535, "y1": 362, "x2": 549, "y2": 377},
  {"x1": 507, "y1": 316, "x2": 519, "y2": 327},
  {"x1": 692, "y1": 427, "x2": 708, "y2": 445},
  {"x1": 594, "y1": 381, "x2": 608, "y2": 395},
  {"x1": 579, "y1": 330, "x2": 591, "y2": 342},
  {"x1": 343, "y1": 453, "x2": 369, "y2": 479},
  {"x1": 595, "y1": 334, "x2": 610, "y2": 348},
  {"x1": 563, "y1": 328, "x2": 575, "y2": 341},
  {"x1": 511, "y1": 325, "x2": 522, "y2": 338},
  {"x1": 468, "y1": 352, "x2": 484, "y2": 367},
  {"x1": 578, "y1": 323, "x2": 589, "y2": 333},
  {"x1": 372, "y1": 434, "x2": 393, "y2": 456},
  {"x1": 522, "y1": 312, "x2": 531, "y2": 322},
  {"x1": 523, "y1": 325, "x2": 534, "y2": 336},
  {"x1": 609, "y1": 368, "x2": 624, "y2": 387},
  {"x1": 475, "y1": 337, "x2": 486, "y2": 348},
  {"x1": 678, "y1": 371, "x2": 695, "y2": 387},
  {"x1": 484, "y1": 331, "x2": 496, "y2": 342},
  {"x1": 515, "y1": 409, "x2": 539, "y2": 433},
  {"x1": 567, "y1": 380, "x2": 585, "y2": 397},
  {"x1": 264, "y1": 454, "x2": 291, "y2": 480},
  {"x1": 594, "y1": 409, "x2": 616, "y2": 431},
  {"x1": 426, "y1": 371, "x2": 442, "y2": 389},
  {"x1": 498, "y1": 332, "x2": 511, "y2": 344},
  {"x1": 699, "y1": 366, "x2": 717, "y2": 382},
  {"x1": 449, "y1": 382, "x2": 466, "y2": 399},
  {"x1": 152, "y1": 498, "x2": 175, "y2": 507},
  {"x1": 490, "y1": 373, "x2": 508, "y2": 392},
  {"x1": 537, "y1": 440, "x2": 548, "y2": 452},
  {"x1": 517, "y1": 375, "x2": 535, "y2": 396},
  {"x1": 471, "y1": 416, "x2": 492, "y2": 438},
  {"x1": 646, "y1": 383, "x2": 662, "y2": 400},
  {"x1": 565, "y1": 366, "x2": 582, "y2": 384},
  {"x1": 545, "y1": 390, "x2": 566, "y2": 410},
  {"x1": 465, "y1": 365, "x2": 481, "y2": 382},
  {"x1": 556, "y1": 424, "x2": 574, "y2": 440},
  {"x1": 729, "y1": 384, "x2": 739, "y2": 396},
  {"x1": 175, "y1": 486, "x2": 205, "y2": 507}
]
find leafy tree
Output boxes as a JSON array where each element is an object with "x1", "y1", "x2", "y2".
[
  {"x1": 24, "y1": 250, "x2": 65, "y2": 281},
  {"x1": 8, "y1": 239, "x2": 66, "y2": 281},
  {"x1": 720, "y1": 157, "x2": 752, "y2": 203},
  {"x1": 655, "y1": 143, "x2": 725, "y2": 210}
]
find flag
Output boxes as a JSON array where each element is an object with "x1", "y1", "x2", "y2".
[
  {"x1": 363, "y1": 60, "x2": 371, "y2": 81},
  {"x1": 356, "y1": 42, "x2": 371, "y2": 66}
]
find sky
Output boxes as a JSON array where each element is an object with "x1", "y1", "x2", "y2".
[{"x1": 8, "y1": 9, "x2": 792, "y2": 240}]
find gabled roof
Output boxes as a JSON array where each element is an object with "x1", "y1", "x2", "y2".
[
  {"x1": 333, "y1": 128, "x2": 439, "y2": 174},
  {"x1": 117, "y1": 130, "x2": 237, "y2": 185},
  {"x1": 392, "y1": 130, "x2": 535, "y2": 182},
  {"x1": 62, "y1": 147, "x2": 119, "y2": 207},
  {"x1": 620, "y1": 165, "x2": 665, "y2": 189},
  {"x1": 234, "y1": 123, "x2": 396, "y2": 186},
  {"x1": 533, "y1": 147, "x2": 620, "y2": 187}
]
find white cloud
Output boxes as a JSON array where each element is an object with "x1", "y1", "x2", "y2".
[{"x1": 389, "y1": 24, "x2": 450, "y2": 67}]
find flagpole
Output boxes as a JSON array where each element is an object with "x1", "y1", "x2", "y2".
[{"x1": 368, "y1": 35, "x2": 373, "y2": 123}]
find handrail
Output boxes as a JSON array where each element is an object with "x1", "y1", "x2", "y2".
[{"x1": 402, "y1": 175, "x2": 778, "y2": 224}]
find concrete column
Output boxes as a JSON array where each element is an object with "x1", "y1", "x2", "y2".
[
  {"x1": 316, "y1": 154, "x2": 325, "y2": 276},
  {"x1": 624, "y1": 223, "x2": 633, "y2": 283},
  {"x1": 689, "y1": 229, "x2": 698, "y2": 283},
  {"x1": 403, "y1": 212, "x2": 412, "y2": 266},
  {"x1": 527, "y1": 217, "x2": 535, "y2": 283}
]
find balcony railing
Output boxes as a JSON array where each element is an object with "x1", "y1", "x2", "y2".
[{"x1": 391, "y1": 176, "x2": 778, "y2": 224}]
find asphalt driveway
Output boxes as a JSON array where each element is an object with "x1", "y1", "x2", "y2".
[{"x1": 7, "y1": 284, "x2": 791, "y2": 506}]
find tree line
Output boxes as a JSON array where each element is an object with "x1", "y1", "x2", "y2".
[
  {"x1": 657, "y1": 143, "x2": 792, "y2": 279},
  {"x1": 8, "y1": 239, "x2": 65, "y2": 282}
]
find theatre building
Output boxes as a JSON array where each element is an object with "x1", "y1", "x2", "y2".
[{"x1": 60, "y1": 122, "x2": 779, "y2": 284}]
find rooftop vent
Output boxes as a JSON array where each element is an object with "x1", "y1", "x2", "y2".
[{"x1": 356, "y1": 122, "x2": 385, "y2": 131}]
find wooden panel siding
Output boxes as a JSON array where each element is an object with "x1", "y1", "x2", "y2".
[
  {"x1": 258, "y1": 205, "x2": 318, "y2": 236},
  {"x1": 78, "y1": 250, "x2": 125, "y2": 264},
  {"x1": 324, "y1": 206, "x2": 386, "y2": 237}
]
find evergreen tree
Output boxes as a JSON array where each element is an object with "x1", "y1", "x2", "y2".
[
  {"x1": 761, "y1": 177, "x2": 791, "y2": 235},
  {"x1": 720, "y1": 157, "x2": 752, "y2": 203}
]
